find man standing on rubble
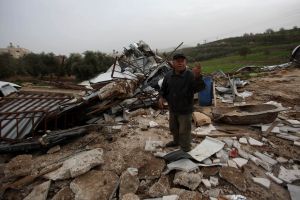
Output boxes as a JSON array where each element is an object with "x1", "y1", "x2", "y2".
[{"x1": 159, "y1": 53, "x2": 205, "y2": 152}]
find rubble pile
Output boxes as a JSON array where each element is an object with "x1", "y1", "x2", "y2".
[{"x1": 0, "y1": 41, "x2": 300, "y2": 200}]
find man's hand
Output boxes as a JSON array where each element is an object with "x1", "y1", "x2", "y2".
[
  {"x1": 158, "y1": 97, "x2": 165, "y2": 109},
  {"x1": 192, "y1": 64, "x2": 202, "y2": 78}
]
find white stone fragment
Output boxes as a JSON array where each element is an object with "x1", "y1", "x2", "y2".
[
  {"x1": 266, "y1": 172, "x2": 283, "y2": 185},
  {"x1": 227, "y1": 160, "x2": 238, "y2": 168},
  {"x1": 162, "y1": 195, "x2": 179, "y2": 200},
  {"x1": 248, "y1": 137, "x2": 263, "y2": 146},
  {"x1": 278, "y1": 166, "x2": 300, "y2": 183},
  {"x1": 276, "y1": 157, "x2": 288, "y2": 163},
  {"x1": 252, "y1": 177, "x2": 271, "y2": 189},
  {"x1": 232, "y1": 158, "x2": 248, "y2": 168},
  {"x1": 210, "y1": 176, "x2": 219, "y2": 187},
  {"x1": 254, "y1": 151, "x2": 278, "y2": 166},
  {"x1": 239, "y1": 137, "x2": 248, "y2": 144},
  {"x1": 149, "y1": 121, "x2": 159, "y2": 128},
  {"x1": 202, "y1": 179, "x2": 211, "y2": 189}
]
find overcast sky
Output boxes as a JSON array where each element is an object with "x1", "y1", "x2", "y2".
[{"x1": 1, "y1": 0, "x2": 299, "y2": 55}]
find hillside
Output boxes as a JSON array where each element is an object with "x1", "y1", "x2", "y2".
[{"x1": 178, "y1": 27, "x2": 300, "y2": 73}]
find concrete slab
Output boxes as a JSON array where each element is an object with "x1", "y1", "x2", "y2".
[
  {"x1": 254, "y1": 151, "x2": 278, "y2": 166},
  {"x1": 232, "y1": 158, "x2": 248, "y2": 168},
  {"x1": 24, "y1": 180, "x2": 51, "y2": 200},
  {"x1": 227, "y1": 160, "x2": 238, "y2": 168},
  {"x1": 44, "y1": 148, "x2": 104, "y2": 180},
  {"x1": 248, "y1": 137, "x2": 263, "y2": 146},
  {"x1": 278, "y1": 166, "x2": 300, "y2": 183},
  {"x1": 265, "y1": 172, "x2": 283, "y2": 185},
  {"x1": 252, "y1": 177, "x2": 271, "y2": 189},
  {"x1": 239, "y1": 137, "x2": 248, "y2": 144}
]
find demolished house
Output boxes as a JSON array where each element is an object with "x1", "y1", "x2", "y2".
[{"x1": 0, "y1": 42, "x2": 300, "y2": 200}]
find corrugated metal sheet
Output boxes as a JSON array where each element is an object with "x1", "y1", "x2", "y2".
[{"x1": 0, "y1": 91, "x2": 76, "y2": 140}]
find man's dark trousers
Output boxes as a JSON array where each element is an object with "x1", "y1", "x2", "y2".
[{"x1": 169, "y1": 112, "x2": 192, "y2": 152}]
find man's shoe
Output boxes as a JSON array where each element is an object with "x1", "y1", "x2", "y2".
[{"x1": 165, "y1": 141, "x2": 179, "y2": 147}]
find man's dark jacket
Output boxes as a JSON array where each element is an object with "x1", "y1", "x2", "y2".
[{"x1": 159, "y1": 68, "x2": 205, "y2": 114}]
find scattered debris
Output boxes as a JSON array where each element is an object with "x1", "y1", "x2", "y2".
[
  {"x1": 248, "y1": 137, "x2": 264, "y2": 146},
  {"x1": 119, "y1": 168, "x2": 140, "y2": 198},
  {"x1": 148, "y1": 175, "x2": 170, "y2": 197},
  {"x1": 219, "y1": 167, "x2": 247, "y2": 191},
  {"x1": 232, "y1": 158, "x2": 248, "y2": 168},
  {"x1": 192, "y1": 112, "x2": 211, "y2": 126},
  {"x1": 145, "y1": 140, "x2": 164, "y2": 152}
]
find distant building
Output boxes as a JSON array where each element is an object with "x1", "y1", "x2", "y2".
[{"x1": 0, "y1": 43, "x2": 30, "y2": 58}]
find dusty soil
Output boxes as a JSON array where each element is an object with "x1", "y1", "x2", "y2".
[{"x1": 1, "y1": 67, "x2": 300, "y2": 199}]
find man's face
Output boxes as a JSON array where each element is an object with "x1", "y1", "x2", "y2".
[{"x1": 172, "y1": 58, "x2": 186, "y2": 72}]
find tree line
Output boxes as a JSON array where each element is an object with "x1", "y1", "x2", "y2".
[{"x1": 0, "y1": 51, "x2": 115, "y2": 81}]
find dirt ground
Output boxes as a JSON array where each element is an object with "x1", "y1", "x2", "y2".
[{"x1": 0, "y1": 67, "x2": 300, "y2": 199}]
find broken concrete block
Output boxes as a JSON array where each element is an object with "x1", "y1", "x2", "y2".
[
  {"x1": 213, "y1": 159, "x2": 221, "y2": 163},
  {"x1": 119, "y1": 168, "x2": 140, "y2": 198},
  {"x1": 210, "y1": 176, "x2": 219, "y2": 187},
  {"x1": 70, "y1": 170, "x2": 118, "y2": 200},
  {"x1": 221, "y1": 138, "x2": 234, "y2": 148},
  {"x1": 276, "y1": 156, "x2": 288, "y2": 163},
  {"x1": 276, "y1": 133, "x2": 300, "y2": 141},
  {"x1": 294, "y1": 141, "x2": 300, "y2": 147},
  {"x1": 232, "y1": 140, "x2": 241, "y2": 149},
  {"x1": 145, "y1": 140, "x2": 164, "y2": 152},
  {"x1": 265, "y1": 172, "x2": 283, "y2": 185},
  {"x1": 249, "y1": 155, "x2": 272, "y2": 171},
  {"x1": 252, "y1": 177, "x2": 271, "y2": 189},
  {"x1": 239, "y1": 137, "x2": 248, "y2": 144},
  {"x1": 261, "y1": 125, "x2": 281, "y2": 134},
  {"x1": 149, "y1": 121, "x2": 159, "y2": 128},
  {"x1": 24, "y1": 180, "x2": 51, "y2": 200},
  {"x1": 203, "y1": 158, "x2": 212, "y2": 165},
  {"x1": 287, "y1": 119, "x2": 300, "y2": 127},
  {"x1": 219, "y1": 167, "x2": 247, "y2": 192},
  {"x1": 173, "y1": 171, "x2": 202, "y2": 190},
  {"x1": 254, "y1": 151, "x2": 278, "y2": 166},
  {"x1": 148, "y1": 175, "x2": 170, "y2": 197},
  {"x1": 162, "y1": 195, "x2": 179, "y2": 200},
  {"x1": 47, "y1": 145, "x2": 61, "y2": 154},
  {"x1": 278, "y1": 166, "x2": 300, "y2": 183},
  {"x1": 202, "y1": 179, "x2": 211, "y2": 189},
  {"x1": 238, "y1": 149, "x2": 250, "y2": 159},
  {"x1": 248, "y1": 137, "x2": 263, "y2": 146},
  {"x1": 44, "y1": 148, "x2": 104, "y2": 180},
  {"x1": 4, "y1": 154, "x2": 33, "y2": 178},
  {"x1": 227, "y1": 160, "x2": 238, "y2": 169},
  {"x1": 232, "y1": 158, "x2": 248, "y2": 168},
  {"x1": 192, "y1": 112, "x2": 211, "y2": 126},
  {"x1": 287, "y1": 184, "x2": 300, "y2": 200},
  {"x1": 52, "y1": 186, "x2": 74, "y2": 200},
  {"x1": 122, "y1": 193, "x2": 140, "y2": 200}
]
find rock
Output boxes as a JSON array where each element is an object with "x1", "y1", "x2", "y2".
[
  {"x1": 202, "y1": 179, "x2": 211, "y2": 189},
  {"x1": 119, "y1": 168, "x2": 140, "y2": 198},
  {"x1": 233, "y1": 140, "x2": 241, "y2": 149},
  {"x1": 252, "y1": 177, "x2": 271, "y2": 189},
  {"x1": 203, "y1": 158, "x2": 212, "y2": 165},
  {"x1": 210, "y1": 176, "x2": 219, "y2": 187},
  {"x1": 44, "y1": 148, "x2": 104, "y2": 180},
  {"x1": 162, "y1": 195, "x2": 179, "y2": 200},
  {"x1": 238, "y1": 149, "x2": 250, "y2": 159},
  {"x1": 169, "y1": 188, "x2": 202, "y2": 200},
  {"x1": 52, "y1": 186, "x2": 74, "y2": 200},
  {"x1": 70, "y1": 170, "x2": 118, "y2": 200},
  {"x1": 24, "y1": 180, "x2": 51, "y2": 200},
  {"x1": 4, "y1": 154, "x2": 33, "y2": 178},
  {"x1": 249, "y1": 155, "x2": 272, "y2": 171},
  {"x1": 201, "y1": 167, "x2": 220, "y2": 177},
  {"x1": 149, "y1": 121, "x2": 159, "y2": 128},
  {"x1": 219, "y1": 167, "x2": 247, "y2": 192},
  {"x1": 265, "y1": 172, "x2": 283, "y2": 185},
  {"x1": 276, "y1": 157, "x2": 288, "y2": 163},
  {"x1": 145, "y1": 140, "x2": 164, "y2": 152},
  {"x1": 239, "y1": 137, "x2": 248, "y2": 144},
  {"x1": 248, "y1": 137, "x2": 263, "y2": 146},
  {"x1": 122, "y1": 193, "x2": 140, "y2": 200},
  {"x1": 221, "y1": 138, "x2": 234, "y2": 148},
  {"x1": 173, "y1": 171, "x2": 202, "y2": 190},
  {"x1": 192, "y1": 112, "x2": 211, "y2": 126},
  {"x1": 232, "y1": 158, "x2": 248, "y2": 168},
  {"x1": 47, "y1": 145, "x2": 61, "y2": 154},
  {"x1": 213, "y1": 159, "x2": 221, "y2": 163},
  {"x1": 148, "y1": 175, "x2": 170, "y2": 197},
  {"x1": 102, "y1": 151, "x2": 126, "y2": 175},
  {"x1": 227, "y1": 160, "x2": 238, "y2": 168},
  {"x1": 294, "y1": 141, "x2": 300, "y2": 147}
]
